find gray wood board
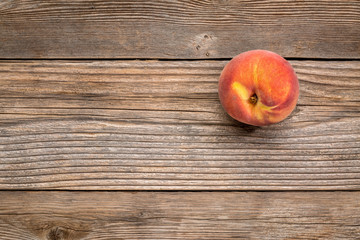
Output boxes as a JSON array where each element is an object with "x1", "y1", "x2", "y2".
[{"x1": 0, "y1": 0, "x2": 359, "y2": 59}]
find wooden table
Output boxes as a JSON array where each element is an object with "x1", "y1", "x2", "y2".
[{"x1": 0, "y1": 1, "x2": 359, "y2": 239}]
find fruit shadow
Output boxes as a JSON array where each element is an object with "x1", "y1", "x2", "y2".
[{"x1": 224, "y1": 114, "x2": 261, "y2": 134}]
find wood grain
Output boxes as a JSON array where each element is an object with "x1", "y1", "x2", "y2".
[
  {"x1": 0, "y1": 0, "x2": 359, "y2": 59},
  {"x1": 0, "y1": 60, "x2": 359, "y2": 190},
  {"x1": 0, "y1": 191, "x2": 359, "y2": 240}
]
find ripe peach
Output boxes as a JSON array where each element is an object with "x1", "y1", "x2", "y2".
[{"x1": 218, "y1": 50, "x2": 299, "y2": 126}]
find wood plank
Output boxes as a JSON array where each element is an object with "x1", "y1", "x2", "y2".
[
  {"x1": 0, "y1": 60, "x2": 359, "y2": 190},
  {"x1": 0, "y1": 191, "x2": 359, "y2": 239},
  {"x1": 0, "y1": 0, "x2": 359, "y2": 59}
]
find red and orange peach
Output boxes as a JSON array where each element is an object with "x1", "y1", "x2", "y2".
[{"x1": 218, "y1": 50, "x2": 299, "y2": 126}]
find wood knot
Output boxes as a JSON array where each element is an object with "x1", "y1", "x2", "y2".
[{"x1": 47, "y1": 226, "x2": 69, "y2": 240}]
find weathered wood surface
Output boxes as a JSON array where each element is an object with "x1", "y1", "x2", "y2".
[
  {"x1": 0, "y1": 60, "x2": 359, "y2": 190},
  {"x1": 0, "y1": 0, "x2": 359, "y2": 59},
  {"x1": 0, "y1": 191, "x2": 359, "y2": 240}
]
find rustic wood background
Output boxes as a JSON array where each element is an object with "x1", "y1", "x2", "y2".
[{"x1": 0, "y1": 0, "x2": 359, "y2": 239}]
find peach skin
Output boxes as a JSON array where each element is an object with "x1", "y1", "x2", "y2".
[{"x1": 218, "y1": 50, "x2": 299, "y2": 126}]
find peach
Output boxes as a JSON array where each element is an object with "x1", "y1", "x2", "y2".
[{"x1": 218, "y1": 50, "x2": 299, "y2": 126}]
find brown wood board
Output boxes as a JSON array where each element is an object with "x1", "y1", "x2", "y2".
[
  {"x1": 0, "y1": 0, "x2": 359, "y2": 59},
  {"x1": 0, "y1": 60, "x2": 359, "y2": 190},
  {"x1": 0, "y1": 191, "x2": 359, "y2": 239}
]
